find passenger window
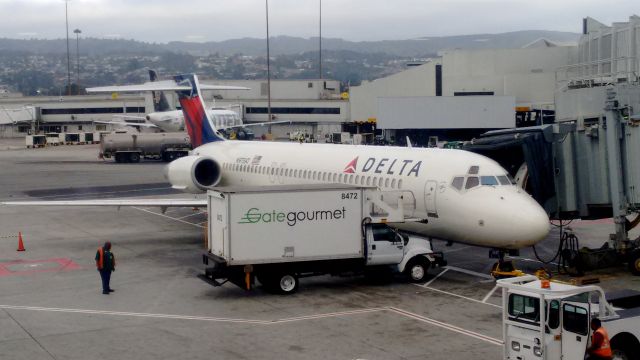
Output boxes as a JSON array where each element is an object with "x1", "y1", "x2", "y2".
[
  {"x1": 465, "y1": 176, "x2": 479, "y2": 189},
  {"x1": 398, "y1": 179, "x2": 403, "y2": 189},
  {"x1": 451, "y1": 176, "x2": 464, "y2": 190},
  {"x1": 378, "y1": 178, "x2": 384, "y2": 187},
  {"x1": 497, "y1": 175, "x2": 510, "y2": 185},
  {"x1": 481, "y1": 176, "x2": 499, "y2": 186},
  {"x1": 508, "y1": 294, "x2": 540, "y2": 324},
  {"x1": 468, "y1": 166, "x2": 479, "y2": 174},
  {"x1": 355, "y1": 175, "x2": 360, "y2": 184},
  {"x1": 548, "y1": 300, "x2": 560, "y2": 329},
  {"x1": 366, "y1": 177, "x2": 371, "y2": 186},
  {"x1": 562, "y1": 304, "x2": 589, "y2": 335},
  {"x1": 385, "y1": 178, "x2": 390, "y2": 187},
  {"x1": 391, "y1": 179, "x2": 397, "y2": 188},
  {"x1": 360, "y1": 176, "x2": 365, "y2": 185}
]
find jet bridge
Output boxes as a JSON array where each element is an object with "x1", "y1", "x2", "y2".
[{"x1": 464, "y1": 84, "x2": 640, "y2": 274}]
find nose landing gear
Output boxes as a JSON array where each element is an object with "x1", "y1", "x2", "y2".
[{"x1": 490, "y1": 250, "x2": 525, "y2": 279}]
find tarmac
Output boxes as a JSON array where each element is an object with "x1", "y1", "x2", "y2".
[{"x1": 0, "y1": 141, "x2": 639, "y2": 360}]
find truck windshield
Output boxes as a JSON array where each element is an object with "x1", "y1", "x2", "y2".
[{"x1": 509, "y1": 294, "x2": 540, "y2": 324}]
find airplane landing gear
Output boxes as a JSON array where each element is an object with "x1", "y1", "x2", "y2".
[{"x1": 490, "y1": 250, "x2": 524, "y2": 279}]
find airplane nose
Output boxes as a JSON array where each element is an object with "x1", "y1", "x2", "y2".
[{"x1": 508, "y1": 195, "x2": 550, "y2": 248}]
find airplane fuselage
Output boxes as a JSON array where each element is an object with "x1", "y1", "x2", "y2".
[{"x1": 190, "y1": 140, "x2": 550, "y2": 249}]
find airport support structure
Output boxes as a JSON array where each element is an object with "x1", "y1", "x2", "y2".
[{"x1": 603, "y1": 87, "x2": 630, "y2": 250}]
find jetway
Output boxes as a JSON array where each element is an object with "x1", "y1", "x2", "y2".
[{"x1": 465, "y1": 84, "x2": 640, "y2": 274}]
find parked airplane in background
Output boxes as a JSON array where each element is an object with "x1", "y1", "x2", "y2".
[
  {"x1": 98, "y1": 70, "x2": 286, "y2": 137},
  {"x1": 3, "y1": 74, "x2": 550, "y2": 252}
]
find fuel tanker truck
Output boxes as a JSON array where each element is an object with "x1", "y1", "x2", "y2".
[{"x1": 99, "y1": 132, "x2": 191, "y2": 163}]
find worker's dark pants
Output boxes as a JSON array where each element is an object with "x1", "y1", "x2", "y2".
[
  {"x1": 586, "y1": 355, "x2": 612, "y2": 360},
  {"x1": 99, "y1": 269, "x2": 112, "y2": 293}
]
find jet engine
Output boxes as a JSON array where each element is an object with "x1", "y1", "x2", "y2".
[{"x1": 164, "y1": 155, "x2": 222, "y2": 193}]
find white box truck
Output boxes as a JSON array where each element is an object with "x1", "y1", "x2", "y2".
[
  {"x1": 497, "y1": 275, "x2": 640, "y2": 360},
  {"x1": 201, "y1": 185, "x2": 445, "y2": 294}
]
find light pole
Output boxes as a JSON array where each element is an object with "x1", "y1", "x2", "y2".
[
  {"x1": 74, "y1": 28, "x2": 81, "y2": 94},
  {"x1": 64, "y1": 0, "x2": 71, "y2": 95},
  {"x1": 265, "y1": 0, "x2": 272, "y2": 135},
  {"x1": 319, "y1": 0, "x2": 322, "y2": 80}
]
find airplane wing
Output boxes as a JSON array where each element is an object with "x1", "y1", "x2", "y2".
[
  {"x1": 112, "y1": 115, "x2": 147, "y2": 121},
  {"x1": 218, "y1": 120, "x2": 292, "y2": 130},
  {"x1": 87, "y1": 81, "x2": 250, "y2": 93},
  {"x1": 94, "y1": 120, "x2": 158, "y2": 128},
  {"x1": 1, "y1": 199, "x2": 207, "y2": 211}
]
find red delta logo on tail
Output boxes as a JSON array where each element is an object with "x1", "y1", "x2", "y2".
[
  {"x1": 173, "y1": 74, "x2": 224, "y2": 147},
  {"x1": 343, "y1": 157, "x2": 358, "y2": 173}
]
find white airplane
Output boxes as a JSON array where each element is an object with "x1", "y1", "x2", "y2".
[
  {"x1": 102, "y1": 108, "x2": 246, "y2": 133},
  {"x1": 3, "y1": 74, "x2": 550, "y2": 251},
  {"x1": 97, "y1": 70, "x2": 287, "y2": 135}
]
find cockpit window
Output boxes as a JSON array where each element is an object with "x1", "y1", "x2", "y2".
[
  {"x1": 465, "y1": 176, "x2": 479, "y2": 189},
  {"x1": 468, "y1": 166, "x2": 479, "y2": 175},
  {"x1": 497, "y1": 175, "x2": 511, "y2": 185},
  {"x1": 481, "y1": 176, "x2": 499, "y2": 186},
  {"x1": 451, "y1": 177, "x2": 464, "y2": 190},
  {"x1": 507, "y1": 174, "x2": 517, "y2": 185}
]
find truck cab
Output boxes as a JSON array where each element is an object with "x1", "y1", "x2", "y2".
[
  {"x1": 497, "y1": 275, "x2": 640, "y2": 360},
  {"x1": 365, "y1": 224, "x2": 445, "y2": 282}
]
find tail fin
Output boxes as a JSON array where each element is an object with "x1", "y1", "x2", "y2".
[
  {"x1": 173, "y1": 74, "x2": 225, "y2": 147},
  {"x1": 148, "y1": 70, "x2": 172, "y2": 112}
]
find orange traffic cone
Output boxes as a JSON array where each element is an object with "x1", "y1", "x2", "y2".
[{"x1": 17, "y1": 232, "x2": 25, "y2": 251}]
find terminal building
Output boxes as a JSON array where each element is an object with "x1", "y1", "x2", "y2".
[
  {"x1": 0, "y1": 79, "x2": 347, "y2": 141},
  {"x1": 349, "y1": 41, "x2": 578, "y2": 145}
]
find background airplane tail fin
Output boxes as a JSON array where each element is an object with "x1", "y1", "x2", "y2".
[
  {"x1": 148, "y1": 70, "x2": 172, "y2": 112},
  {"x1": 173, "y1": 74, "x2": 225, "y2": 147}
]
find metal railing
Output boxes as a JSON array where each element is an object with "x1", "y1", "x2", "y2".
[{"x1": 556, "y1": 56, "x2": 638, "y2": 91}]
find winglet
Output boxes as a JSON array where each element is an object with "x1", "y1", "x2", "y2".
[{"x1": 149, "y1": 70, "x2": 172, "y2": 112}]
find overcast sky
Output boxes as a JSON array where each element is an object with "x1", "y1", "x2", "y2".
[{"x1": 0, "y1": 0, "x2": 637, "y2": 42}]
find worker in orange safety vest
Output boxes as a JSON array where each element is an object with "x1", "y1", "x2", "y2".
[
  {"x1": 586, "y1": 318, "x2": 612, "y2": 360},
  {"x1": 95, "y1": 241, "x2": 116, "y2": 295}
]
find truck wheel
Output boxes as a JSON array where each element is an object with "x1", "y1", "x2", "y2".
[
  {"x1": 629, "y1": 250, "x2": 640, "y2": 276},
  {"x1": 129, "y1": 153, "x2": 141, "y2": 163},
  {"x1": 114, "y1": 153, "x2": 124, "y2": 163},
  {"x1": 277, "y1": 273, "x2": 299, "y2": 294},
  {"x1": 405, "y1": 257, "x2": 430, "y2": 283}
]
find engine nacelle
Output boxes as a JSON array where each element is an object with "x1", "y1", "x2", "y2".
[{"x1": 164, "y1": 155, "x2": 222, "y2": 193}]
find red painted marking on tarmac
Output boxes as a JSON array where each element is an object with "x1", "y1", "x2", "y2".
[{"x1": 0, "y1": 258, "x2": 82, "y2": 277}]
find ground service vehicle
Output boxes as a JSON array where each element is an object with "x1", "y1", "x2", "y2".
[
  {"x1": 99, "y1": 132, "x2": 191, "y2": 163},
  {"x1": 497, "y1": 275, "x2": 640, "y2": 360},
  {"x1": 25, "y1": 134, "x2": 46, "y2": 148},
  {"x1": 201, "y1": 185, "x2": 445, "y2": 294}
]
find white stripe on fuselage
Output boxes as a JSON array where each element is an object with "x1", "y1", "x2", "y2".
[{"x1": 192, "y1": 141, "x2": 549, "y2": 250}]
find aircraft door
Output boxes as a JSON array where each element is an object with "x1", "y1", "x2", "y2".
[
  {"x1": 560, "y1": 298, "x2": 590, "y2": 360},
  {"x1": 424, "y1": 180, "x2": 438, "y2": 217},
  {"x1": 366, "y1": 224, "x2": 404, "y2": 265}
]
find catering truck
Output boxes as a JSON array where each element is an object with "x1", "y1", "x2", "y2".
[
  {"x1": 200, "y1": 185, "x2": 445, "y2": 294},
  {"x1": 497, "y1": 275, "x2": 640, "y2": 360},
  {"x1": 99, "y1": 132, "x2": 191, "y2": 163}
]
